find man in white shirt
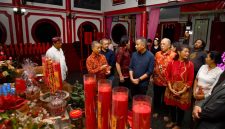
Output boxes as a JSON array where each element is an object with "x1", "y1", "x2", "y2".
[{"x1": 46, "y1": 37, "x2": 68, "y2": 81}]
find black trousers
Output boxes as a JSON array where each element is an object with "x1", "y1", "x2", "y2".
[
  {"x1": 119, "y1": 78, "x2": 132, "y2": 109},
  {"x1": 170, "y1": 106, "x2": 185, "y2": 126},
  {"x1": 131, "y1": 84, "x2": 148, "y2": 97},
  {"x1": 153, "y1": 84, "x2": 168, "y2": 114}
]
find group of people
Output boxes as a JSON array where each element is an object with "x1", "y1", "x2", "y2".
[
  {"x1": 86, "y1": 36, "x2": 154, "y2": 98},
  {"x1": 46, "y1": 36, "x2": 225, "y2": 129},
  {"x1": 152, "y1": 38, "x2": 224, "y2": 129},
  {"x1": 85, "y1": 36, "x2": 224, "y2": 129}
]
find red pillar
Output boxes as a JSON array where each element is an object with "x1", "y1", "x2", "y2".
[
  {"x1": 141, "y1": 11, "x2": 147, "y2": 38},
  {"x1": 13, "y1": 0, "x2": 24, "y2": 44},
  {"x1": 66, "y1": 0, "x2": 72, "y2": 43}
]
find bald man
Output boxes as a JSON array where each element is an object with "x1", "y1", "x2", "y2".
[
  {"x1": 86, "y1": 41, "x2": 110, "y2": 80},
  {"x1": 129, "y1": 38, "x2": 154, "y2": 96},
  {"x1": 152, "y1": 38, "x2": 176, "y2": 122}
]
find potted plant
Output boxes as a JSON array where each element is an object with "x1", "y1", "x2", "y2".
[{"x1": 69, "y1": 81, "x2": 85, "y2": 109}]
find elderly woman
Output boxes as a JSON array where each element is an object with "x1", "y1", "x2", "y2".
[
  {"x1": 193, "y1": 51, "x2": 223, "y2": 102},
  {"x1": 164, "y1": 44, "x2": 194, "y2": 129}
]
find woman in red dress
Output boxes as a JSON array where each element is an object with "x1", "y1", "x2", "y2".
[{"x1": 164, "y1": 44, "x2": 194, "y2": 129}]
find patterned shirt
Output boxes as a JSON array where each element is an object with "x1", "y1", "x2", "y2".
[
  {"x1": 116, "y1": 47, "x2": 131, "y2": 77},
  {"x1": 153, "y1": 50, "x2": 176, "y2": 86},
  {"x1": 86, "y1": 52, "x2": 108, "y2": 80},
  {"x1": 164, "y1": 60, "x2": 194, "y2": 110}
]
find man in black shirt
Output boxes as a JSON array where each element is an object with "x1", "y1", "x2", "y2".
[{"x1": 129, "y1": 37, "x2": 154, "y2": 96}]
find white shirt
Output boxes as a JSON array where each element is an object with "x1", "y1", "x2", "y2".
[
  {"x1": 196, "y1": 64, "x2": 223, "y2": 98},
  {"x1": 46, "y1": 46, "x2": 68, "y2": 81}
]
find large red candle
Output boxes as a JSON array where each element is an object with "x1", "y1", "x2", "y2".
[
  {"x1": 132, "y1": 95, "x2": 151, "y2": 129},
  {"x1": 84, "y1": 74, "x2": 97, "y2": 129},
  {"x1": 111, "y1": 87, "x2": 128, "y2": 129},
  {"x1": 98, "y1": 80, "x2": 112, "y2": 129}
]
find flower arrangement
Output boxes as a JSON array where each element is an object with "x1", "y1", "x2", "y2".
[
  {"x1": 0, "y1": 101, "x2": 54, "y2": 129},
  {"x1": 0, "y1": 59, "x2": 16, "y2": 84},
  {"x1": 217, "y1": 51, "x2": 225, "y2": 71}
]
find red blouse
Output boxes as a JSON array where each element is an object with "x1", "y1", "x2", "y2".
[
  {"x1": 166, "y1": 60, "x2": 194, "y2": 87},
  {"x1": 164, "y1": 60, "x2": 194, "y2": 110}
]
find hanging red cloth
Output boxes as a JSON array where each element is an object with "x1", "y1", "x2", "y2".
[
  {"x1": 28, "y1": 43, "x2": 33, "y2": 56},
  {"x1": 32, "y1": 44, "x2": 37, "y2": 55},
  {"x1": 14, "y1": 44, "x2": 19, "y2": 55},
  {"x1": 42, "y1": 43, "x2": 46, "y2": 54},
  {"x1": 24, "y1": 43, "x2": 28, "y2": 56},
  {"x1": 19, "y1": 43, "x2": 23, "y2": 56},
  {"x1": 45, "y1": 42, "x2": 50, "y2": 52},
  {"x1": 37, "y1": 43, "x2": 42, "y2": 54}
]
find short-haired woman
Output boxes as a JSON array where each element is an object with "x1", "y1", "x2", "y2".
[
  {"x1": 193, "y1": 51, "x2": 223, "y2": 103},
  {"x1": 164, "y1": 44, "x2": 194, "y2": 129}
]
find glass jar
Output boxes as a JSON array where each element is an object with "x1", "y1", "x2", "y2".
[
  {"x1": 48, "y1": 98, "x2": 66, "y2": 116},
  {"x1": 25, "y1": 86, "x2": 40, "y2": 100},
  {"x1": 70, "y1": 109, "x2": 83, "y2": 129}
]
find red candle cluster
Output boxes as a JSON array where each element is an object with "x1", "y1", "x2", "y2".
[{"x1": 83, "y1": 76, "x2": 151, "y2": 129}]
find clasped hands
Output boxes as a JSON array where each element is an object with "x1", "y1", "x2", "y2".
[{"x1": 130, "y1": 78, "x2": 140, "y2": 85}]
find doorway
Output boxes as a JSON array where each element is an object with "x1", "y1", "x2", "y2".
[
  {"x1": 77, "y1": 21, "x2": 98, "y2": 60},
  {"x1": 31, "y1": 19, "x2": 61, "y2": 43}
]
